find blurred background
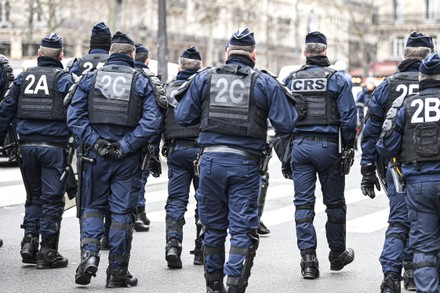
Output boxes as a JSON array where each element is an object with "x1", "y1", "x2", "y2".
[{"x1": 0, "y1": 0, "x2": 439, "y2": 88}]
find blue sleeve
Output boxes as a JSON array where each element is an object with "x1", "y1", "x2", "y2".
[
  {"x1": 66, "y1": 73, "x2": 101, "y2": 147},
  {"x1": 174, "y1": 72, "x2": 206, "y2": 126},
  {"x1": 258, "y1": 74, "x2": 297, "y2": 135},
  {"x1": 360, "y1": 81, "x2": 388, "y2": 165},
  {"x1": 118, "y1": 76, "x2": 164, "y2": 154},
  {"x1": 332, "y1": 74, "x2": 357, "y2": 146},
  {"x1": 56, "y1": 71, "x2": 74, "y2": 94},
  {"x1": 69, "y1": 59, "x2": 80, "y2": 76},
  {"x1": 0, "y1": 74, "x2": 22, "y2": 137},
  {"x1": 376, "y1": 107, "x2": 404, "y2": 159}
]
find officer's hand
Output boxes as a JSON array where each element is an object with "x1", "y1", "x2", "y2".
[
  {"x1": 361, "y1": 164, "x2": 381, "y2": 199},
  {"x1": 281, "y1": 161, "x2": 292, "y2": 180},
  {"x1": 108, "y1": 142, "x2": 124, "y2": 160},
  {"x1": 94, "y1": 139, "x2": 112, "y2": 158}
]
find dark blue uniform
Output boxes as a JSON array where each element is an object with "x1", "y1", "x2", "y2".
[
  {"x1": 283, "y1": 55, "x2": 356, "y2": 277},
  {"x1": 361, "y1": 59, "x2": 420, "y2": 282},
  {"x1": 377, "y1": 83, "x2": 440, "y2": 293},
  {"x1": 69, "y1": 48, "x2": 109, "y2": 77},
  {"x1": 0, "y1": 56, "x2": 73, "y2": 266},
  {"x1": 175, "y1": 55, "x2": 298, "y2": 289},
  {"x1": 67, "y1": 53, "x2": 162, "y2": 277},
  {"x1": 164, "y1": 69, "x2": 202, "y2": 267}
]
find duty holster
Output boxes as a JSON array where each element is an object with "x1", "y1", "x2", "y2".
[
  {"x1": 193, "y1": 147, "x2": 203, "y2": 177},
  {"x1": 259, "y1": 143, "x2": 272, "y2": 175}
]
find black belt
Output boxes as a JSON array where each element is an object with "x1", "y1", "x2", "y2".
[
  {"x1": 203, "y1": 145, "x2": 261, "y2": 162},
  {"x1": 20, "y1": 141, "x2": 66, "y2": 149},
  {"x1": 169, "y1": 139, "x2": 198, "y2": 148},
  {"x1": 302, "y1": 136, "x2": 338, "y2": 144}
]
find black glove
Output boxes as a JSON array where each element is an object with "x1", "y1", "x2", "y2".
[
  {"x1": 94, "y1": 139, "x2": 112, "y2": 158},
  {"x1": 108, "y1": 142, "x2": 124, "y2": 160},
  {"x1": 148, "y1": 155, "x2": 162, "y2": 177},
  {"x1": 361, "y1": 164, "x2": 381, "y2": 199},
  {"x1": 282, "y1": 161, "x2": 292, "y2": 180}
]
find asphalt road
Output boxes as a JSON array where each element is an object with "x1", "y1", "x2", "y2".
[{"x1": 0, "y1": 152, "x2": 408, "y2": 293}]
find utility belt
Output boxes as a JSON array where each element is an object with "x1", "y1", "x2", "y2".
[
  {"x1": 300, "y1": 135, "x2": 338, "y2": 144},
  {"x1": 20, "y1": 140, "x2": 66, "y2": 149},
  {"x1": 168, "y1": 139, "x2": 199, "y2": 149},
  {"x1": 203, "y1": 145, "x2": 261, "y2": 162}
]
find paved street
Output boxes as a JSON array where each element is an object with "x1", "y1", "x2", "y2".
[{"x1": 0, "y1": 152, "x2": 406, "y2": 293}]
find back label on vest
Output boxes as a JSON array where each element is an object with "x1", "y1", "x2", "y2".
[
  {"x1": 290, "y1": 77, "x2": 327, "y2": 92},
  {"x1": 95, "y1": 71, "x2": 132, "y2": 101}
]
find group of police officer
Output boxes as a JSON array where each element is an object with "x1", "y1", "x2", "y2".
[{"x1": 1, "y1": 20, "x2": 440, "y2": 293}]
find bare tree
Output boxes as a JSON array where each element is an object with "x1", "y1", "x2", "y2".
[{"x1": 158, "y1": 0, "x2": 168, "y2": 83}]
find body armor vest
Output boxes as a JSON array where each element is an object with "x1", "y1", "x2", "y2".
[
  {"x1": 400, "y1": 89, "x2": 440, "y2": 163},
  {"x1": 0, "y1": 55, "x2": 14, "y2": 96},
  {"x1": 288, "y1": 67, "x2": 339, "y2": 126},
  {"x1": 200, "y1": 64, "x2": 267, "y2": 140},
  {"x1": 163, "y1": 80, "x2": 199, "y2": 140},
  {"x1": 381, "y1": 72, "x2": 420, "y2": 138},
  {"x1": 89, "y1": 65, "x2": 142, "y2": 127},
  {"x1": 17, "y1": 67, "x2": 66, "y2": 121},
  {"x1": 76, "y1": 53, "x2": 108, "y2": 76}
]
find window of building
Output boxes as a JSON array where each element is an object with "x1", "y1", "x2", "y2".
[
  {"x1": 392, "y1": 36, "x2": 405, "y2": 57},
  {"x1": 0, "y1": 0, "x2": 9, "y2": 25},
  {"x1": 393, "y1": 0, "x2": 403, "y2": 22},
  {"x1": 424, "y1": 0, "x2": 435, "y2": 19}
]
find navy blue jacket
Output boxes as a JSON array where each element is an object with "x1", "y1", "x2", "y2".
[
  {"x1": 0, "y1": 56, "x2": 73, "y2": 143},
  {"x1": 283, "y1": 58, "x2": 357, "y2": 146},
  {"x1": 361, "y1": 59, "x2": 420, "y2": 165},
  {"x1": 174, "y1": 56, "x2": 298, "y2": 154},
  {"x1": 376, "y1": 85, "x2": 440, "y2": 178},
  {"x1": 67, "y1": 53, "x2": 163, "y2": 154}
]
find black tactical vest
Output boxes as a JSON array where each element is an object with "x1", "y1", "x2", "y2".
[
  {"x1": 89, "y1": 65, "x2": 142, "y2": 127},
  {"x1": 200, "y1": 64, "x2": 267, "y2": 140},
  {"x1": 17, "y1": 67, "x2": 66, "y2": 121},
  {"x1": 76, "y1": 53, "x2": 108, "y2": 76},
  {"x1": 400, "y1": 89, "x2": 440, "y2": 163},
  {"x1": 0, "y1": 55, "x2": 14, "y2": 97},
  {"x1": 288, "y1": 67, "x2": 339, "y2": 126},
  {"x1": 163, "y1": 80, "x2": 199, "y2": 140},
  {"x1": 381, "y1": 72, "x2": 420, "y2": 138}
]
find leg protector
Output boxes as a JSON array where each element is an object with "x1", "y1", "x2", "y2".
[
  {"x1": 166, "y1": 238, "x2": 182, "y2": 269},
  {"x1": 205, "y1": 271, "x2": 225, "y2": 293},
  {"x1": 402, "y1": 261, "x2": 416, "y2": 291},
  {"x1": 226, "y1": 232, "x2": 259, "y2": 293},
  {"x1": 380, "y1": 272, "x2": 401, "y2": 293},
  {"x1": 20, "y1": 233, "x2": 39, "y2": 264}
]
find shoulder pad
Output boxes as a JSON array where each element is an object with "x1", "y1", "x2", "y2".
[
  {"x1": 259, "y1": 69, "x2": 278, "y2": 78},
  {"x1": 174, "y1": 67, "x2": 211, "y2": 101},
  {"x1": 0, "y1": 54, "x2": 14, "y2": 84},
  {"x1": 141, "y1": 69, "x2": 168, "y2": 110}
]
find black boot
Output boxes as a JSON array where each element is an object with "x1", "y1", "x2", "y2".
[
  {"x1": 106, "y1": 267, "x2": 138, "y2": 288},
  {"x1": 36, "y1": 248, "x2": 68, "y2": 269},
  {"x1": 166, "y1": 239, "x2": 182, "y2": 268},
  {"x1": 75, "y1": 250, "x2": 100, "y2": 285},
  {"x1": 190, "y1": 247, "x2": 204, "y2": 265},
  {"x1": 380, "y1": 272, "x2": 401, "y2": 293},
  {"x1": 20, "y1": 233, "x2": 38, "y2": 264},
  {"x1": 100, "y1": 234, "x2": 109, "y2": 251},
  {"x1": 257, "y1": 220, "x2": 270, "y2": 235},
  {"x1": 403, "y1": 261, "x2": 416, "y2": 291},
  {"x1": 0, "y1": 238, "x2": 3, "y2": 247},
  {"x1": 328, "y1": 248, "x2": 355, "y2": 271},
  {"x1": 300, "y1": 250, "x2": 319, "y2": 279},
  {"x1": 134, "y1": 206, "x2": 150, "y2": 232},
  {"x1": 205, "y1": 271, "x2": 225, "y2": 293}
]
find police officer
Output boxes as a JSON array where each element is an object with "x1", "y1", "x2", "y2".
[
  {"x1": 68, "y1": 31, "x2": 163, "y2": 288},
  {"x1": 376, "y1": 52, "x2": 440, "y2": 293},
  {"x1": 0, "y1": 53, "x2": 14, "y2": 249},
  {"x1": 175, "y1": 27, "x2": 299, "y2": 292},
  {"x1": 133, "y1": 43, "x2": 153, "y2": 232},
  {"x1": 69, "y1": 22, "x2": 111, "y2": 78},
  {"x1": 0, "y1": 34, "x2": 73, "y2": 268},
  {"x1": 361, "y1": 32, "x2": 433, "y2": 292},
  {"x1": 163, "y1": 46, "x2": 203, "y2": 268},
  {"x1": 283, "y1": 31, "x2": 357, "y2": 280}
]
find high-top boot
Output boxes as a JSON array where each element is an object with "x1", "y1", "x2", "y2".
[
  {"x1": 403, "y1": 261, "x2": 416, "y2": 291},
  {"x1": 75, "y1": 250, "x2": 100, "y2": 285},
  {"x1": 300, "y1": 250, "x2": 319, "y2": 279},
  {"x1": 20, "y1": 233, "x2": 39, "y2": 264},
  {"x1": 380, "y1": 272, "x2": 401, "y2": 293},
  {"x1": 134, "y1": 206, "x2": 150, "y2": 232},
  {"x1": 190, "y1": 246, "x2": 204, "y2": 265},
  {"x1": 36, "y1": 236, "x2": 68, "y2": 269},
  {"x1": 106, "y1": 267, "x2": 138, "y2": 288},
  {"x1": 257, "y1": 220, "x2": 270, "y2": 235},
  {"x1": 166, "y1": 238, "x2": 182, "y2": 268},
  {"x1": 205, "y1": 271, "x2": 225, "y2": 293},
  {"x1": 191, "y1": 221, "x2": 204, "y2": 265},
  {"x1": 329, "y1": 248, "x2": 355, "y2": 271}
]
